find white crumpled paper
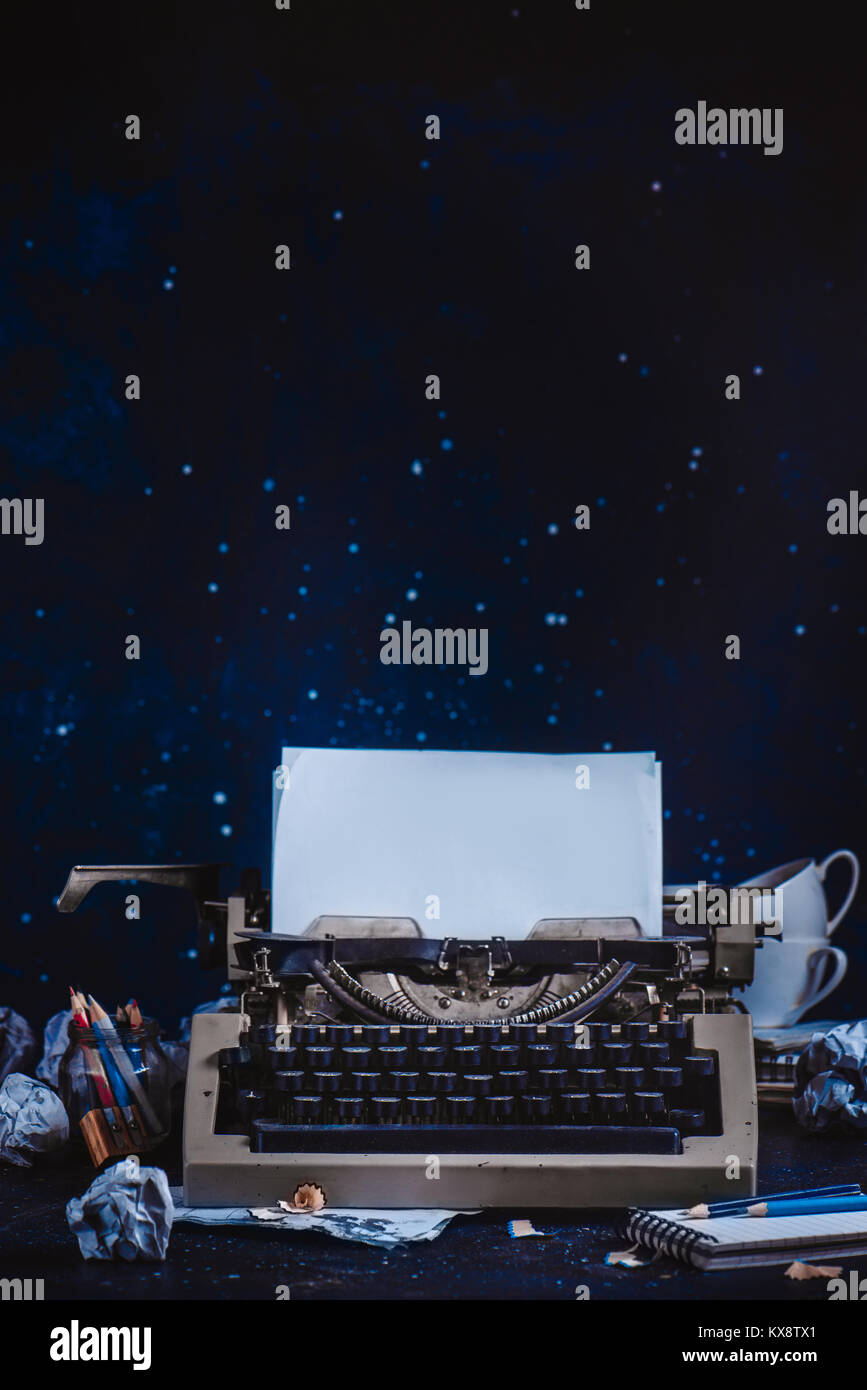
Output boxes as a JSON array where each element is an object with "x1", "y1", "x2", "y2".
[
  {"x1": 0, "y1": 1072, "x2": 69, "y2": 1166},
  {"x1": 37, "y1": 1008, "x2": 75, "y2": 1086},
  {"x1": 67, "y1": 1156, "x2": 174, "y2": 1261},
  {"x1": 0, "y1": 1007, "x2": 38, "y2": 1083},
  {"x1": 170, "y1": 1191, "x2": 476, "y2": 1250}
]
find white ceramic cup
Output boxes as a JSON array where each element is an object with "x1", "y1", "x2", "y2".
[
  {"x1": 739, "y1": 851, "x2": 860, "y2": 940},
  {"x1": 738, "y1": 939, "x2": 848, "y2": 1028}
]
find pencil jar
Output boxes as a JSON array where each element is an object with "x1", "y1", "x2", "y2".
[{"x1": 58, "y1": 1018, "x2": 172, "y2": 1165}]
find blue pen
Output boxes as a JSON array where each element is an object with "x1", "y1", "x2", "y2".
[{"x1": 747, "y1": 1195, "x2": 867, "y2": 1218}]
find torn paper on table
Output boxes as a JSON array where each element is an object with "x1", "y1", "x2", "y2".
[{"x1": 170, "y1": 1191, "x2": 477, "y2": 1250}]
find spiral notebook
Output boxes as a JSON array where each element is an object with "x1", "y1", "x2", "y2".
[{"x1": 624, "y1": 1206, "x2": 867, "y2": 1270}]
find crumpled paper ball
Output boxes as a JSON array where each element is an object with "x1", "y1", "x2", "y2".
[
  {"x1": 0, "y1": 1007, "x2": 38, "y2": 1083},
  {"x1": 793, "y1": 1020, "x2": 867, "y2": 1132},
  {"x1": 66, "y1": 1155, "x2": 174, "y2": 1261},
  {"x1": 0, "y1": 1072, "x2": 69, "y2": 1166},
  {"x1": 37, "y1": 1008, "x2": 75, "y2": 1086}
]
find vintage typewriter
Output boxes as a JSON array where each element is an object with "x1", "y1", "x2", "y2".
[{"x1": 58, "y1": 749, "x2": 776, "y2": 1208}]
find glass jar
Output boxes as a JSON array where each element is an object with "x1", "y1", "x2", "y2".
[{"x1": 58, "y1": 1017, "x2": 172, "y2": 1164}]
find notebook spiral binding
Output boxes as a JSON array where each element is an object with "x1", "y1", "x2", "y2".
[{"x1": 624, "y1": 1210, "x2": 717, "y2": 1265}]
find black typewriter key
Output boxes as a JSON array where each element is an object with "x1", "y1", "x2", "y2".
[
  {"x1": 291, "y1": 1024, "x2": 320, "y2": 1046},
  {"x1": 267, "y1": 1045, "x2": 298, "y2": 1071},
  {"x1": 638, "y1": 1041, "x2": 670, "y2": 1066},
  {"x1": 494, "y1": 1069, "x2": 528, "y2": 1095},
  {"x1": 426, "y1": 1025, "x2": 457, "y2": 1044},
  {"x1": 360, "y1": 1025, "x2": 391, "y2": 1048},
  {"x1": 633, "y1": 1091, "x2": 666, "y2": 1123},
  {"x1": 669, "y1": 1107, "x2": 706, "y2": 1135},
  {"x1": 452, "y1": 1045, "x2": 483, "y2": 1072},
  {"x1": 397, "y1": 1025, "x2": 426, "y2": 1049},
  {"x1": 464, "y1": 1073, "x2": 493, "y2": 1097},
  {"x1": 615, "y1": 1066, "x2": 645, "y2": 1092},
  {"x1": 427, "y1": 1071, "x2": 458, "y2": 1094},
  {"x1": 520, "y1": 1093, "x2": 552, "y2": 1122},
  {"x1": 292, "y1": 1095, "x2": 323, "y2": 1123},
  {"x1": 490, "y1": 1044, "x2": 521, "y2": 1070},
  {"x1": 445, "y1": 1096, "x2": 476, "y2": 1123},
  {"x1": 527, "y1": 1043, "x2": 558, "y2": 1069},
  {"x1": 658, "y1": 1020, "x2": 687, "y2": 1042},
  {"x1": 539, "y1": 1068, "x2": 569, "y2": 1092},
  {"x1": 237, "y1": 1089, "x2": 266, "y2": 1123},
  {"x1": 563, "y1": 1044, "x2": 595, "y2": 1069},
  {"x1": 585, "y1": 1022, "x2": 612, "y2": 1044},
  {"x1": 341, "y1": 1046, "x2": 372, "y2": 1072},
  {"x1": 683, "y1": 1055, "x2": 715, "y2": 1079},
  {"x1": 349, "y1": 1071, "x2": 381, "y2": 1095},
  {"x1": 560, "y1": 1091, "x2": 592, "y2": 1123},
  {"x1": 510, "y1": 1024, "x2": 538, "y2": 1045},
  {"x1": 305, "y1": 1046, "x2": 334, "y2": 1071},
  {"x1": 417, "y1": 1045, "x2": 448, "y2": 1070},
  {"x1": 622, "y1": 1022, "x2": 650, "y2": 1042},
  {"x1": 312, "y1": 1071, "x2": 342, "y2": 1095},
  {"x1": 325, "y1": 1024, "x2": 355, "y2": 1047},
  {"x1": 371, "y1": 1096, "x2": 403, "y2": 1124},
  {"x1": 473, "y1": 1024, "x2": 505, "y2": 1045},
  {"x1": 601, "y1": 1041, "x2": 632, "y2": 1067},
  {"x1": 247, "y1": 1023, "x2": 278, "y2": 1045},
  {"x1": 485, "y1": 1095, "x2": 515, "y2": 1123},
  {"x1": 219, "y1": 1046, "x2": 254, "y2": 1074},
  {"x1": 596, "y1": 1090, "x2": 627, "y2": 1121},
  {"x1": 651, "y1": 1066, "x2": 683, "y2": 1092},
  {"x1": 545, "y1": 1022, "x2": 576, "y2": 1046},
  {"x1": 377, "y1": 1046, "x2": 409, "y2": 1072},
  {"x1": 390, "y1": 1071, "x2": 420, "y2": 1094},
  {"x1": 407, "y1": 1096, "x2": 437, "y2": 1123},
  {"x1": 274, "y1": 1072, "x2": 305, "y2": 1120},
  {"x1": 575, "y1": 1067, "x2": 606, "y2": 1093},
  {"x1": 335, "y1": 1096, "x2": 364, "y2": 1123}
]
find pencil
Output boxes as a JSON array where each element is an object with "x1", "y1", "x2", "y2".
[
  {"x1": 88, "y1": 995, "x2": 162, "y2": 1133},
  {"x1": 747, "y1": 1195, "x2": 867, "y2": 1218},
  {"x1": 684, "y1": 1184, "x2": 861, "y2": 1219}
]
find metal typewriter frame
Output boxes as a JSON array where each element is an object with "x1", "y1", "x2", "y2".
[{"x1": 57, "y1": 864, "x2": 768, "y2": 1209}]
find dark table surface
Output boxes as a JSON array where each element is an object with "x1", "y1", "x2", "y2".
[{"x1": 1, "y1": 1106, "x2": 863, "y2": 1301}]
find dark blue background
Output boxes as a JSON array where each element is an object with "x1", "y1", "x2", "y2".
[{"x1": 2, "y1": 0, "x2": 865, "y2": 1033}]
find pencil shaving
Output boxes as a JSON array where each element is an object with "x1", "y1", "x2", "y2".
[
  {"x1": 280, "y1": 1183, "x2": 326, "y2": 1214},
  {"x1": 785, "y1": 1260, "x2": 843, "y2": 1281}
]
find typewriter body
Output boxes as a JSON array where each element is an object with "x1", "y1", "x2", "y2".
[{"x1": 58, "y1": 749, "x2": 776, "y2": 1208}]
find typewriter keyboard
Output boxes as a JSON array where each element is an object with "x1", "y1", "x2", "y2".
[{"x1": 216, "y1": 1019, "x2": 723, "y2": 1155}]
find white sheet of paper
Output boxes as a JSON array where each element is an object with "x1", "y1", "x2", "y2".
[{"x1": 271, "y1": 748, "x2": 661, "y2": 939}]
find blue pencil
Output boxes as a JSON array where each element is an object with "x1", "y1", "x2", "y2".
[
  {"x1": 747, "y1": 1194, "x2": 867, "y2": 1218},
  {"x1": 685, "y1": 1184, "x2": 861, "y2": 1218}
]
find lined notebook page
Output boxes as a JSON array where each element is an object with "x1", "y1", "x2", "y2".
[{"x1": 645, "y1": 1208, "x2": 867, "y2": 1251}]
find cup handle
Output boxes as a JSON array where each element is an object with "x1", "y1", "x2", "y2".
[
  {"x1": 801, "y1": 946, "x2": 848, "y2": 1012},
  {"x1": 818, "y1": 849, "x2": 860, "y2": 935}
]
